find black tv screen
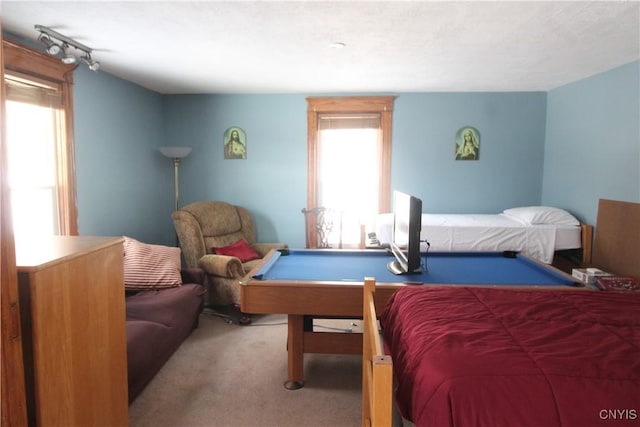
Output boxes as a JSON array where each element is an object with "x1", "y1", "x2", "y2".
[{"x1": 388, "y1": 191, "x2": 422, "y2": 275}]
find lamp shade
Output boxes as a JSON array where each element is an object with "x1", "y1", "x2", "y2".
[{"x1": 159, "y1": 146, "x2": 192, "y2": 159}]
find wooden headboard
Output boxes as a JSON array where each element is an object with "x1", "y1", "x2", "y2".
[{"x1": 592, "y1": 199, "x2": 640, "y2": 279}]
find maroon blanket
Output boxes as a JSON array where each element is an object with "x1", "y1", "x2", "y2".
[{"x1": 380, "y1": 287, "x2": 640, "y2": 427}]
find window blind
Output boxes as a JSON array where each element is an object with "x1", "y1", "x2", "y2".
[
  {"x1": 4, "y1": 72, "x2": 62, "y2": 108},
  {"x1": 318, "y1": 113, "x2": 381, "y2": 130}
]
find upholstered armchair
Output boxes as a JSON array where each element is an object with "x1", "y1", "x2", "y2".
[{"x1": 172, "y1": 201, "x2": 287, "y2": 321}]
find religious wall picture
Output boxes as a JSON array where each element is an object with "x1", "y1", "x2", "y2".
[
  {"x1": 223, "y1": 127, "x2": 247, "y2": 159},
  {"x1": 454, "y1": 126, "x2": 480, "y2": 160}
]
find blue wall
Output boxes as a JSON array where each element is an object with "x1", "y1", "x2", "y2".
[
  {"x1": 74, "y1": 67, "x2": 174, "y2": 244},
  {"x1": 391, "y1": 93, "x2": 547, "y2": 212},
  {"x1": 160, "y1": 92, "x2": 547, "y2": 247},
  {"x1": 7, "y1": 33, "x2": 637, "y2": 246},
  {"x1": 72, "y1": 63, "x2": 638, "y2": 247},
  {"x1": 162, "y1": 94, "x2": 308, "y2": 246},
  {"x1": 542, "y1": 61, "x2": 640, "y2": 226}
]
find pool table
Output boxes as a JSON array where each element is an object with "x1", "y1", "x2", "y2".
[{"x1": 240, "y1": 248, "x2": 581, "y2": 389}]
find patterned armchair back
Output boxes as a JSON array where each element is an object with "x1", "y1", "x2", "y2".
[{"x1": 172, "y1": 201, "x2": 257, "y2": 268}]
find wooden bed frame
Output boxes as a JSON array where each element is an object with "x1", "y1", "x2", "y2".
[
  {"x1": 579, "y1": 223, "x2": 593, "y2": 264},
  {"x1": 361, "y1": 200, "x2": 637, "y2": 427},
  {"x1": 551, "y1": 223, "x2": 593, "y2": 272},
  {"x1": 362, "y1": 277, "x2": 392, "y2": 427}
]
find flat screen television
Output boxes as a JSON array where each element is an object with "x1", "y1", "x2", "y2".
[{"x1": 387, "y1": 191, "x2": 423, "y2": 275}]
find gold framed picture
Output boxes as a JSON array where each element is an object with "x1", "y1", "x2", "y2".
[
  {"x1": 455, "y1": 127, "x2": 480, "y2": 160},
  {"x1": 224, "y1": 127, "x2": 247, "y2": 159}
]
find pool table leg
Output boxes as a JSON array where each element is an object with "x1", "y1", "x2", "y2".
[{"x1": 284, "y1": 314, "x2": 304, "y2": 390}]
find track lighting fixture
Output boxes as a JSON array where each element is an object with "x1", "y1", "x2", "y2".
[{"x1": 35, "y1": 25, "x2": 100, "y2": 71}]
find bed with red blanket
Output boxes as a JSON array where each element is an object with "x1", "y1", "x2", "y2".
[{"x1": 379, "y1": 286, "x2": 640, "y2": 427}]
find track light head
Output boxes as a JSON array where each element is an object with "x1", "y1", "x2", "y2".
[
  {"x1": 88, "y1": 60, "x2": 100, "y2": 72},
  {"x1": 47, "y1": 44, "x2": 62, "y2": 56},
  {"x1": 82, "y1": 54, "x2": 100, "y2": 71},
  {"x1": 61, "y1": 44, "x2": 78, "y2": 64},
  {"x1": 38, "y1": 33, "x2": 62, "y2": 55}
]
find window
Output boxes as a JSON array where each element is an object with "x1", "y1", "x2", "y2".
[
  {"x1": 3, "y1": 39, "x2": 77, "y2": 239},
  {"x1": 306, "y1": 96, "x2": 394, "y2": 248}
]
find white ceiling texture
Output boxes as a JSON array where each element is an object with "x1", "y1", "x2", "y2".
[{"x1": 1, "y1": 1, "x2": 639, "y2": 94}]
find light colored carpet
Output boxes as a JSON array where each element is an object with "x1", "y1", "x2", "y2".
[{"x1": 128, "y1": 314, "x2": 363, "y2": 427}]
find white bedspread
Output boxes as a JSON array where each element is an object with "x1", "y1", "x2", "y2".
[{"x1": 375, "y1": 213, "x2": 580, "y2": 264}]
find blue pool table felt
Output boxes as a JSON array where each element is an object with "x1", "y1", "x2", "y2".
[{"x1": 254, "y1": 249, "x2": 577, "y2": 286}]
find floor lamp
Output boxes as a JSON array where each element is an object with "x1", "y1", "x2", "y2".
[
  {"x1": 159, "y1": 146, "x2": 192, "y2": 212},
  {"x1": 159, "y1": 146, "x2": 234, "y2": 324}
]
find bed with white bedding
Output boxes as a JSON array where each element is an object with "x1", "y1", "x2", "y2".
[{"x1": 374, "y1": 206, "x2": 590, "y2": 264}]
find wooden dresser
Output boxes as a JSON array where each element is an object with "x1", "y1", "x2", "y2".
[{"x1": 16, "y1": 236, "x2": 128, "y2": 426}]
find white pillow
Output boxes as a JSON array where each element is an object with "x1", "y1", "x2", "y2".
[
  {"x1": 123, "y1": 236, "x2": 182, "y2": 290},
  {"x1": 502, "y1": 206, "x2": 579, "y2": 226}
]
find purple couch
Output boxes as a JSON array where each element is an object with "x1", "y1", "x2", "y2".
[{"x1": 125, "y1": 268, "x2": 205, "y2": 402}]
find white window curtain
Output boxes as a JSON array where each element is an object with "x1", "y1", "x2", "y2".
[
  {"x1": 317, "y1": 113, "x2": 381, "y2": 246},
  {"x1": 5, "y1": 73, "x2": 63, "y2": 239}
]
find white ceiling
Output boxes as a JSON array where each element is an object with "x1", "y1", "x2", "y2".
[{"x1": 2, "y1": 1, "x2": 639, "y2": 94}]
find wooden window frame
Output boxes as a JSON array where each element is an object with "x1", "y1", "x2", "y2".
[
  {"x1": 2, "y1": 38, "x2": 78, "y2": 236},
  {"x1": 1, "y1": 28, "x2": 29, "y2": 427},
  {"x1": 306, "y1": 96, "x2": 395, "y2": 248}
]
